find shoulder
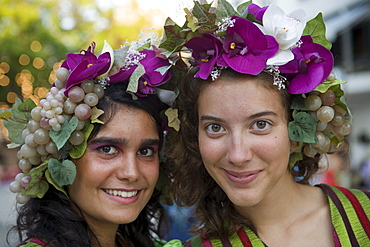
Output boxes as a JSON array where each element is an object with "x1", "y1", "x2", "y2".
[
  {"x1": 19, "y1": 238, "x2": 48, "y2": 247},
  {"x1": 317, "y1": 184, "x2": 370, "y2": 244},
  {"x1": 317, "y1": 183, "x2": 369, "y2": 206}
]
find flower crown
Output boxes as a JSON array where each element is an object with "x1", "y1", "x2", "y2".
[
  {"x1": 160, "y1": 0, "x2": 352, "y2": 168},
  {"x1": 1, "y1": 37, "x2": 175, "y2": 203}
]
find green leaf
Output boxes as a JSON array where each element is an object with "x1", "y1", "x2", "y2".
[
  {"x1": 237, "y1": 0, "x2": 252, "y2": 18},
  {"x1": 50, "y1": 116, "x2": 79, "y2": 150},
  {"x1": 69, "y1": 122, "x2": 94, "y2": 159},
  {"x1": 165, "y1": 108, "x2": 180, "y2": 131},
  {"x1": 127, "y1": 63, "x2": 145, "y2": 94},
  {"x1": 314, "y1": 78, "x2": 347, "y2": 93},
  {"x1": 155, "y1": 65, "x2": 172, "y2": 76},
  {"x1": 185, "y1": 8, "x2": 200, "y2": 32},
  {"x1": 17, "y1": 98, "x2": 36, "y2": 117},
  {"x1": 90, "y1": 107, "x2": 104, "y2": 124},
  {"x1": 303, "y1": 13, "x2": 332, "y2": 50},
  {"x1": 2, "y1": 98, "x2": 30, "y2": 145},
  {"x1": 0, "y1": 109, "x2": 12, "y2": 120},
  {"x1": 110, "y1": 46, "x2": 129, "y2": 75},
  {"x1": 22, "y1": 163, "x2": 49, "y2": 198},
  {"x1": 159, "y1": 17, "x2": 188, "y2": 52},
  {"x1": 45, "y1": 169, "x2": 68, "y2": 197},
  {"x1": 288, "y1": 143, "x2": 304, "y2": 168},
  {"x1": 215, "y1": 0, "x2": 239, "y2": 22},
  {"x1": 48, "y1": 158, "x2": 76, "y2": 187},
  {"x1": 288, "y1": 112, "x2": 317, "y2": 143},
  {"x1": 291, "y1": 94, "x2": 308, "y2": 111}
]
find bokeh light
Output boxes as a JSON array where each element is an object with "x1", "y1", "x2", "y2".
[
  {"x1": 6, "y1": 92, "x2": 18, "y2": 103},
  {"x1": 19, "y1": 54, "x2": 31, "y2": 66},
  {"x1": 30, "y1": 40, "x2": 42, "y2": 52}
]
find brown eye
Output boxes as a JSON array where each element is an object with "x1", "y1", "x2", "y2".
[
  {"x1": 206, "y1": 124, "x2": 224, "y2": 133},
  {"x1": 256, "y1": 121, "x2": 267, "y2": 129}
]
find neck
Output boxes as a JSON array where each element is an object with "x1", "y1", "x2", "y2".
[
  {"x1": 239, "y1": 174, "x2": 312, "y2": 230},
  {"x1": 88, "y1": 220, "x2": 119, "y2": 247}
]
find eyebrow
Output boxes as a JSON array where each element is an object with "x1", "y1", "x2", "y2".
[
  {"x1": 200, "y1": 111, "x2": 278, "y2": 122},
  {"x1": 89, "y1": 137, "x2": 160, "y2": 147}
]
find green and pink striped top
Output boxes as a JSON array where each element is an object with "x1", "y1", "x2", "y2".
[{"x1": 183, "y1": 184, "x2": 369, "y2": 247}]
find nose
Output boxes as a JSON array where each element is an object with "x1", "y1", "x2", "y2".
[
  {"x1": 116, "y1": 153, "x2": 140, "y2": 182},
  {"x1": 226, "y1": 132, "x2": 252, "y2": 166}
]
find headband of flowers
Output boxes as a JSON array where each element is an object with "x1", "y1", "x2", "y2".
[
  {"x1": 1, "y1": 37, "x2": 176, "y2": 204},
  {"x1": 159, "y1": 0, "x2": 352, "y2": 168}
]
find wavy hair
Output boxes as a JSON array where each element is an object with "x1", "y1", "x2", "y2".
[
  {"x1": 9, "y1": 81, "x2": 169, "y2": 247},
  {"x1": 166, "y1": 68, "x2": 320, "y2": 239}
]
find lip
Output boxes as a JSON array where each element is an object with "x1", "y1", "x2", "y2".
[
  {"x1": 223, "y1": 169, "x2": 262, "y2": 185},
  {"x1": 102, "y1": 188, "x2": 142, "y2": 204}
]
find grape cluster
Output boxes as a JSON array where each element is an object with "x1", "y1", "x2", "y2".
[
  {"x1": 9, "y1": 67, "x2": 105, "y2": 203},
  {"x1": 303, "y1": 87, "x2": 351, "y2": 158}
]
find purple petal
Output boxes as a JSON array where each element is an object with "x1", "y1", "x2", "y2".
[
  {"x1": 248, "y1": 4, "x2": 268, "y2": 22},
  {"x1": 139, "y1": 50, "x2": 172, "y2": 86},
  {"x1": 65, "y1": 60, "x2": 110, "y2": 91},
  {"x1": 108, "y1": 66, "x2": 136, "y2": 84},
  {"x1": 223, "y1": 52, "x2": 266, "y2": 75},
  {"x1": 287, "y1": 66, "x2": 324, "y2": 94}
]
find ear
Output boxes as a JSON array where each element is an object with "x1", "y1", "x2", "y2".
[{"x1": 290, "y1": 141, "x2": 298, "y2": 151}]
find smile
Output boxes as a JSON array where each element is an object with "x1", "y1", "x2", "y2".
[
  {"x1": 103, "y1": 189, "x2": 138, "y2": 198},
  {"x1": 224, "y1": 169, "x2": 262, "y2": 185}
]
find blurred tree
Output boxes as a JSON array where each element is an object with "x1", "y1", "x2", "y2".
[{"x1": 0, "y1": 0, "x2": 164, "y2": 108}]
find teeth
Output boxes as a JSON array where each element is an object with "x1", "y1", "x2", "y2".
[{"x1": 104, "y1": 189, "x2": 138, "y2": 198}]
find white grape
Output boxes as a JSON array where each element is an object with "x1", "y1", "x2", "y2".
[
  {"x1": 9, "y1": 181, "x2": 23, "y2": 193},
  {"x1": 75, "y1": 104, "x2": 92, "y2": 120},
  {"x1": 16, "y1": 193, "x2": 30, "y2": 204},
  {"x1": 55, "y1": 67, "x2": 70, "y2": 83}
]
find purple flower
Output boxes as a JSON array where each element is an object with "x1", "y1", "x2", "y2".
[
  {"x1": 248, "y1": 3, "x2": 268, "y2": 22},
  {"x1": 221, "y1": 16, "x2": 279, "y2": 75},
  {"x1": 185, "y1": 33, "x2": 223, "y2": 80},
  {"x1": 62, "y1": 43, "x2": 111, "y2": 95},
  {"x1": 109, "y1": 50, "x2": 172, "y2": 96},
  {"x1": 279, "y1": 36, "x2": 334, "y2": 94}
]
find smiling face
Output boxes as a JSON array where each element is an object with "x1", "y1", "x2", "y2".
[
  {"x1": 198, "y1": 74, "x2": 296, "y2": 214},
  {"x1": 68, "y1": 105, "x2": 160, "y2": 230}
]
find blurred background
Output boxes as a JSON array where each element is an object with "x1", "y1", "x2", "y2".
[{"x1": 0, "y1": 0, "x2": 369, "y2": 245}]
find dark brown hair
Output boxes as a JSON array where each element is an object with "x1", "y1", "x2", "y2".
[{"x1": 166, "y1": 68, "x2": 320, "y2": 239}]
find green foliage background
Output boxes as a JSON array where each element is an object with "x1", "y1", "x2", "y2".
[{"x1": 0, "y1": 0, "x2": 163, "y2": 106}]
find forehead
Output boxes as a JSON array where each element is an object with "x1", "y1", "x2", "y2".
[
  {"x1": 198, "y1": 76, "x2": 286, "y2": 117},
  {"x1": 97, "y1": 106, "x2": 158, "y2": 138}
]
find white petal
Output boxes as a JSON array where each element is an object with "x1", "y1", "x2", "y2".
[{"x1": 267, "y1": 50, "x2": 294, "y2": 66}]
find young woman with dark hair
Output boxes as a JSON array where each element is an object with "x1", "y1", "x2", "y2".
[
  {"x1": 162, "y1": 1, "x2": 370, "y2": 246},
  {"x1": 4, "y1": 39, "x2": 180, "y2": 247}
]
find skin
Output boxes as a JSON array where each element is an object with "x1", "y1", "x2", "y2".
[
  {"x1": 68, "y1": 106, "x2": 160, "y2": 247},
  {"x1": 198, "y1": 76, "x2": 334, "y2": 246}
]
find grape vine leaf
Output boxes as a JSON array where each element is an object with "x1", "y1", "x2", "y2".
[
  {"x1": 237, "y1": 1, "x2": 252, "y2": 18},
  {"x1": 45, "y1": 169, "x2": 67, "y2": 197},
  {"x1": 291, "y1": 94, "x2": 308, "y2": 111},
  {"x1": 22, "y1": 162, "x2": 49, "y2": 198},
  {"x1": 288, "y1": 112, "x2": 317, "y2": 143},
  {"x1": 69, "y1": 121, "x2": 94, "y2": 159},
  {"x1": 302, "y1": 12, "x2": 332, "y2": 50},
  {"x1": 2, "y1": 98, "x2": 34, "y2": 145},
  {"x1": 127, "y1": 63, "x2": 145, "y2": 94},
  {"x1": 215, "y1": 0, "x2": 239, "y2": 22},
  {"x1": 165, "y1": 108, "x2": 180, "y2": 131},
  {"x1": 90, "y1": 107, "x2": 104, "y2": 124},
  {"x1": 48, "y1": 158, "x2": 76, "y2": 187},
  {"x1": 50, "y1": 116, "x2": 79, "y2": 150}
]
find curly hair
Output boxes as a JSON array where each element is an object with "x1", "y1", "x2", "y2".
[
  {"x1": 9, "y1": 81, "x2": 169, "y2": 247},
  {"x1": 166, "y1": 68, "x2": 320, "y2": 239}
]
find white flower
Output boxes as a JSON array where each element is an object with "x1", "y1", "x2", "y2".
[{"x1": 258, "y1": 4, "x2": 307, "y2": 65}]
